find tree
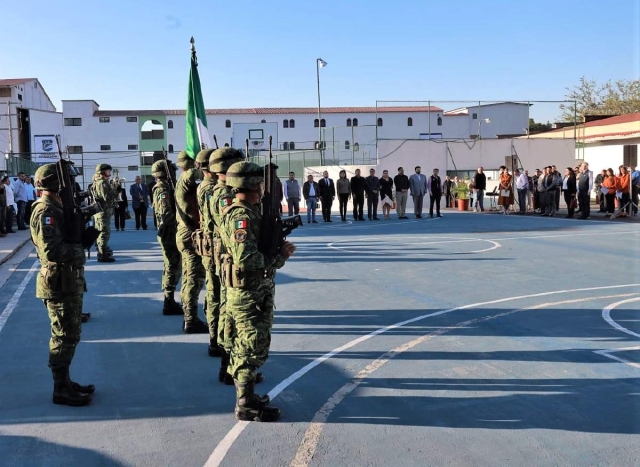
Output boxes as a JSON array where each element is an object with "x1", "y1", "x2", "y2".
[
  {"x1": 559, "y1": 77, "x2": 640, "y2": 121},
  {"x1": 528, "y1": 118, "x2": 552, "y2": 134}
]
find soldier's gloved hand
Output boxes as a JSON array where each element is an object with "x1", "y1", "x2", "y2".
[
  {"x1": 281, "y1": 241, "x2": 296, "y2": 260},
  {"x1": 82, "y1": 226, "x2": 99, "y2": 249}
]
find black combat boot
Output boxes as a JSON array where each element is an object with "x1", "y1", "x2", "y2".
[
  {"x1": 67, "y1": 370, "x2": 95, "y2": 395},
  {"x1": 183, "y1": 317, "x2": 209, "y2": 334},
  {"x1": 208, "y1": 338, "x2": 222, "y2": 357},
  {"x1": 81, "y1": 313, "x2": 91, "y2": 323},
  {"x1": 234, "y1": 380, "x2": 279, "y2": 422},
  {"x1": 162, "y1": 291, "x2": 183, "y2": 316},
  {"x1": 51, "y1": 366, "x2": 92, "y2": 406},
  {"x1": 97, "y1": 251, "x2": 115, "y2": 263}
]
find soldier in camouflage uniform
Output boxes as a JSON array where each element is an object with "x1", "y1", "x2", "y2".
[
  {"x1": 31, "y1": 163, "x2": 93, "y2": 407},
  {"x1": 91, "y1": 163, "x2": 119, "y2": 262},
  {"x1": 220, "y1": 161, "x2": 296, "y2": 422},
  {"x1": 175, "y1": 151, "x2": 208, "y2": 333},
  {"x1": 208, "y1": 148, "x2": 246, "y2": 383},
  {"x1": 151, "y1": 160, "x2": 183, "y2": 316},
  {"x1": 194, "y1": 148, "x2": 221, "y2": 355}
]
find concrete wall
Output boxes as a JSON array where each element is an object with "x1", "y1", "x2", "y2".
[{"x1": 581, "y1": 140, "x2": 640, "y2": 176}]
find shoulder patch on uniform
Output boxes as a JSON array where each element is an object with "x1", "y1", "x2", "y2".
[
  {"x1": 234, "y1": 219, "x2": 248, "y2": 229},
  {"x1": 160, "y1": 193, "x2": 167, "y2": 199},
  {"x1": 43, "y1": 225, "x2": 55, "y2": 237},
  {"x1": 234, "y1": 229, "x2": 247, "y2": 243},
  {"x1": 44, "y1": 216, "x2": 55, "y2": 226},
  {"x1": 220, "y1": 197, "x2": 233, "y2": 207}
]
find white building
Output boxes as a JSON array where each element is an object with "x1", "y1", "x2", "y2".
[{"x1": 0, "y1": 78, "x2": 63, "y2": 173}]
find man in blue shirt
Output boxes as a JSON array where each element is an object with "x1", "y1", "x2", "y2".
[{"x1": 14, "y1": 172, "x2": 28, "y2": 230}]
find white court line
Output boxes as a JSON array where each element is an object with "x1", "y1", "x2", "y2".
[
  {"x1": 595, "y1": 297, "x2": 640, "y2": 369},
  {"x1": 327, "y1": 236, "x2": 501, "y2": 256},
  {"x1": 0, "y1": 260, "x2": 39, "y2": 334},
  {"x1": 290, "y1": 293, "x2": 635, "y2": 467},
  {"x1": 203, "y1": 283, "x2": 640, "y2": 467}
]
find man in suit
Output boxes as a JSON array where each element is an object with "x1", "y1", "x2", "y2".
[
  {"x1": 318, "y1": 170, "x2": 335, "y2": 222},
  {"x1": 350, "y1": 169, "x2": 366, "y2": 221},
  {"x1": 577, "y1": 162, "x2": 593, "y2": 219},
  {"x1": 409, "y1": 166, "x2": 427, "y2": 218},
  {"x1": 130, "y1": 175, "x2": 150, "y2": 230},
  {"x1": 365, "y1": 168, "x2": 381, "y2": 220},
  {"x1": 427, "y1": 168, "x2": 444, "y2": 218}
]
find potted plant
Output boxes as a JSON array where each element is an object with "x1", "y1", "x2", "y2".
[{"x1": 452, "y1": 179, "x2": 471, "y2": 211}]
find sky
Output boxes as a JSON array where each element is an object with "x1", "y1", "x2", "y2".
[{"x1": 2, "y1": 0, "x2": 639, "y2": 123}]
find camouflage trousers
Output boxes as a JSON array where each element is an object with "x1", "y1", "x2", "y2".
[
  {"x1": 94, "y1": 212, "x2": 112, "y2": 253},
  {"x1": 217, "y1": 275, "x2": 232, "y2": 353},
  {"x1": 44, "y1": 295, "x2": 83, "y2": 368},
  {"x1": 202, "y1": 256, "x2": 220, "y2": 342},
  {"x1": 176, "y1": 243, "x2": 205, "y2": 322},
  {"x1": 158, "y1": 230, "x2": 181, "y2": 292},
  {"x1": 227, "y1": 279, "x2": 275, "y2": 383}
]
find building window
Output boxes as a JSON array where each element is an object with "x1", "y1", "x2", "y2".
[
  {"x1": 321, "y1": 118, "x2": 326, "y2": 127},
  {"x1": 353, "y1": 118, "x2": 358, "y2": 126},
  {"x1": 100, "y1": 145, "x2": 111, "y2": 151},
  {"x1": 225, "y1": 119, "x2": 231, "y2": 128},
  {"x1": 168, "y1": 144, "x2": 174, "y2": 153},
  {"x1": 168, "y1": 120, "x2": 173, "y2": 129},
  {"x1": 283, "y1": 142, "x2": 289, "y2": 150},
  {"x1": 141, "y1": 155, "x2": 155, "y2": 166},
  {"x1": 283, "y1": 119, "x2": 289, "y2": 128},
  {"x1": 290, "y1": 142, "x2": 295, "y2": 150},
  {"x1": 377, "y1": 118, "x2": 383, "y2": 127},
  {"x1": 141, "y1": 119, "x2": 165, "y2": 140},
  {"x1": 127, "y1": 116, "x2": 138, "y2": 122},
  {"x1": 64, "y1": 118, "x2": 82, "y2": 126},
  {"x1": 314, "y1": 119, "x2": 319, "y2": 128},
  {"x1": 437, "y1": 116, "x2": 442, "y2": 126},
  {"x1": 346, "y1": 118, "x2": 352, "y2": 127},
  {"x1": 289, "y1": 119, "x2": 295, "y2": 128},
  {"x1": 407, "y1": 117, "x2": 413, "y2": 127},
  {"x1": 261, "y1": 119, "x2": 266, "y2": 123},
  {"x1": 354, "y1": 142, "x2": 359, "y2": 152},
  {"x1": 345, "y1": 140, "x2": 350, "y2": 150},
  {"x1": 99, "y1": 117, "x2": 110, "y2": 123},
  {"x1": 17, "y1": 94, "x2": 22, "y2": 101},
  {"x1": 127, "y1": 165, "x2": 139, "y2": 171},
  {"x1": 128, "y1": 144, "x2": 138, "y2": 150},
  {"x1": 68, "y1": 146, "x2": 83, "y2": 154},
  {"x1": 472, "y1": 113, "x2": 478, "y2": 120}
]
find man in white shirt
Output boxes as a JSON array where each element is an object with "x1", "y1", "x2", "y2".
[
  {"x1": 2, "y1": 177, "x2": 16, "y2": 233},
  {"x1": 515, "y1": 169, "x2": 528, "y2": 214}
]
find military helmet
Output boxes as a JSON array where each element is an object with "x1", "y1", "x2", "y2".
[
  {"x1": 176, "y1": 150, "x2": 194, "y2": 170},
  {"x1": 195, "y1": 148, "x2": 216, "y2": 168},
  {"x1": 151, "y1": 160, "x2": 176, "y2": 179},
  {"x1": 95, "y1": 163, "x2": 112, "y2": 173},
  {"x1": 209, "y1": 147, "x2": 244, "y2": 174},
  {"x1": 226, "y1": 161, "x2": 264, "y2": 191},
  {"x1": 35, "y1": 163, "x2": 60, "y2": 192}
]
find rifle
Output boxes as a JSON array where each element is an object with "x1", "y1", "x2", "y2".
[
  {"x1": 162, "y1": 146, "x2": 177, "y2": 192},
  {"x1": 213, "y1": 135, "x2": 219, "y2": 149},
  {"x1": 55, "y1": 135, "x2": 102, "y2": 256},
  {"x1": 258, "y1": 135, "x2": 302, "y2": 258}
]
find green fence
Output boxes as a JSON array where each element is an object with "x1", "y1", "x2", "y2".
[{"x1": 4, "y1": 155, "x2": 41, "y2": 177}]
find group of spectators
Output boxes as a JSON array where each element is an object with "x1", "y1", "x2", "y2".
[
  {"x1": 282, "y1": 166, "x2": 451, "y2": 223},
  {"x1": 0, "y1": 172, "x2": 37, "y2": 237},
  {"x1": 493, "y1": 162, "x2": 638, "y2": 219}
]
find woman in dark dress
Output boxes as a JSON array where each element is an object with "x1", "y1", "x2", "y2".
[
  {"x1": 379, "y1": 169, "x2": 394, "y2": 219},
  {"x1": 114, "y1": 186, "x2": 128, "y2": 231}
]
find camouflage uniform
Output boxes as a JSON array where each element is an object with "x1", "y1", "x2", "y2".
[
  {"x1": 221, "y1": 161, "x2": 291, "y2": 422},
  {"x1": 31, "y1": 163, "x2": 93, "y2": 406},
  {"x1": 91, "y1": 165, "x2": 119, "y2": 261},
  {"x1": 208, "y1": 147, "x2": 245, "y2": 381},
  {"x1": 151, "y1": 160, "x2": 183, "y2": 315},
  {"x1": 175, "y1": 151, "x2": 207, "y2": 332}
]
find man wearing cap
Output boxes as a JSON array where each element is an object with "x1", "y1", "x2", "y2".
[
  {"x1": 151, "y1": 159, "x2": 183, "y2": 316},
  {"x1": 209, "y1": 148, "x2": 247, "y2": 382},
  {"x1": 31, "y1": 163, "x2": 95, "y2": 406},
  {"x1": 175, "y1": 150, "x2": 208, "y2": 334},
  {"x1": 91, "y1": 163, "x2": 119, "y2": 262},
  {"x1": 195, "y1": 148, "x2": 221, "y2": 355},
  {"x1": 220, "y1": 161, "x2": 296, "y2": 422}
]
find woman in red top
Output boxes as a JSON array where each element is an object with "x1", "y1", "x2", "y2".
[
  {"x1": 601, "y1": 168, "x2": 617, "y2": 217},
  {"x1": 617, "y1": 166, "x2": 631, "y2": 216},
  {"x1": 498, "y1": 166, "x2": 514, "y2": 214}
]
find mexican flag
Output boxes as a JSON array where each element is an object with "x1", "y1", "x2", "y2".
[{"x1": 185, "y1": 42, "x2": 210, "y2": 159}]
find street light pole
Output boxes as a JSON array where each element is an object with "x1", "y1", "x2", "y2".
[{"x1": 316, "y1": 57, "x2": 326, "y2": 165}]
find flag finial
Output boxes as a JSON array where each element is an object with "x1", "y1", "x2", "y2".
[{"x1": 190, "y1": 37, "x2": 197, "y2": 64}]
